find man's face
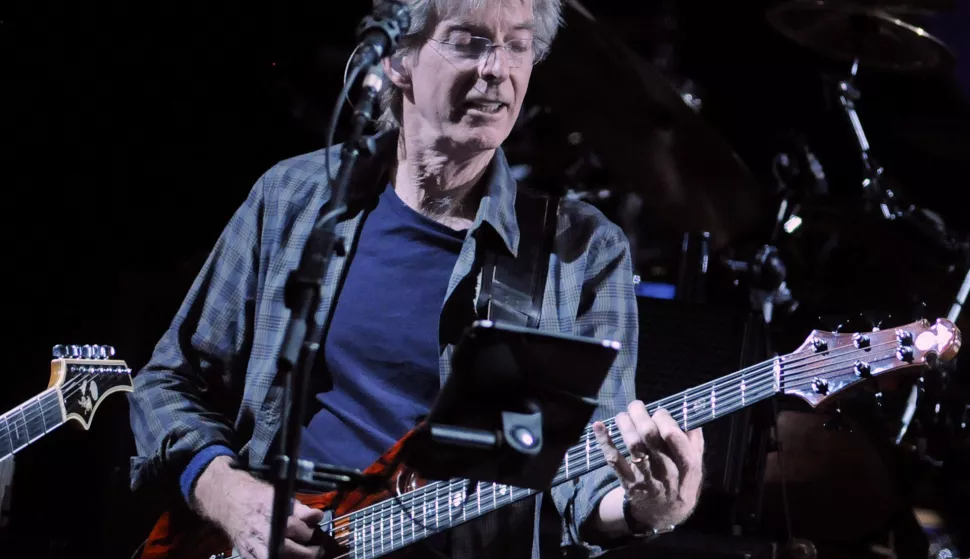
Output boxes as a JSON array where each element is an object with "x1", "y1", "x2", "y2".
[{"x1": 403, "y1": 0, "x2": 536, "y2": 155}]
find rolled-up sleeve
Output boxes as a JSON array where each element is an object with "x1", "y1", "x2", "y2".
[
  {"x1": 550, "y1": 221, "x2": 639, "y2": 557},
  {"x1": 128, "y1": 174, "x2": 266, "y2": 497}
]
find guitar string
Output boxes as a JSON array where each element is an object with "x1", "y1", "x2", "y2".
[
  {"x1": 0, "y1": 384, "x2": 78, "y2": 445},
  {"x1": 4, "y1": 379, "x2": 88, "y2": 436},
  {"x1": 322, "y1": 340, "x2": 905, "y2": 540},
  {"x1": 321, "y1": 339, "x2": 901, "y2": 534},
  {"x1": 10, "y1": 334, "x2": 893, "y2": 445},
  {"x1": 214, "y1": 342, "x2": 912, "y2": 559},
  {"x1": 6, "y1": 371, "x2": 128, "y2": 436},
  {"x1": 0, "y1": 373, "x2": 124, "y2": 456},
  {"x1": 634, "y1": 337, "x2": 899, "y2": 414},
  {"x1": 314, "y1": 342, "x2": 907, "y2": 552}
]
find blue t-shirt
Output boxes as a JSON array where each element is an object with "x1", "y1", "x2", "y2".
[{"x1": 299, "y1": 184, "x2": 466, "y2": 471}]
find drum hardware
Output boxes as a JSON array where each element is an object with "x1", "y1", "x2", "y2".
[{"x1": 765, "y1": 0, "x2": 956, "y2": 73}]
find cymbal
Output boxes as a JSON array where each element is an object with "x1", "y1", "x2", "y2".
[
  {"x1": 766, "y1": 0, "x2": 955, "y2": 72},
  {"x1": 527, "y1": 1, "x2": 764, "y2": 248}
]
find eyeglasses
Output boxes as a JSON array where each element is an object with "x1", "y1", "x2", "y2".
[{"x1": 428, "y1": 36, "x2": 543, "y2": 68}]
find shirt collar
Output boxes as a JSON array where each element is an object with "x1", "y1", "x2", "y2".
[{"x1": 470, "y1": 147, "x2": 520, "y2": 258}]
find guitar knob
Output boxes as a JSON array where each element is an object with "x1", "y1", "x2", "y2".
[
  {"x1": 811, "y1": 337, "x2": 828, "y2": 353},
  {"x1": 853, "y1": 333, "x2": 870, "y2": 349},
  {"x1": 80, "y1": 345, "x2": 93, "y2": 359},
  {"x1": 52, "y1": 345, "x2": 68, "y2": 359},
  {"x1": 812, "y1": 377, "x2": 830, "y2": 395},
  {"x1": 896, "y1": 330, "x2": 914, "y2": 346},
  {"x1": 854, "y1": 360, "x2": 871, "y2": 378},
  {"x1": 896, "y1": 346, "x2": 914, "y2": 362}
]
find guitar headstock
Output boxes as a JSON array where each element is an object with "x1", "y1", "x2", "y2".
[
  {"x1": 50, "y1": 344, "x2": 133, "y2": 429},
  {"x1": 783, "y1": 318, "x2": 961, "y2": 407}
]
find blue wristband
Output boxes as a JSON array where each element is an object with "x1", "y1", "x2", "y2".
[{"x1": 180, "y1": 445, "x2": 237, "y2": 503}]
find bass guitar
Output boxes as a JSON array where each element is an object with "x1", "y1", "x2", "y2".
[
  {"x1": 0, "y1": 344, "x2": 132, "y2": 461},
  {"x1": 140, "y1": 318, "x2": 961, "y2": 559}
]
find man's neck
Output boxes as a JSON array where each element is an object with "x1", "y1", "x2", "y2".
[{"x1": 392, "y1": 132, "x2": 494, "y2": 231}]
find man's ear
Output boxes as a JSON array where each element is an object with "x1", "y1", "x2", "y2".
[{"x1": 383, "y1": 50, "x2": 411, "y2": 90}]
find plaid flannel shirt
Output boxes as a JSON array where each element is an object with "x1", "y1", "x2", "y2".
[{"x1": 129, "y1": 130, "x2": 639, "y2": 558}]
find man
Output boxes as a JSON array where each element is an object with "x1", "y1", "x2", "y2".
[{"x1": 129, "y1": 1, "x2": 704, "y2": 557}]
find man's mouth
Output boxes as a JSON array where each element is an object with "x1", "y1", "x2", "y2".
[{"x1": 464, "y1": 100, "x2": 507, "y2": 114}]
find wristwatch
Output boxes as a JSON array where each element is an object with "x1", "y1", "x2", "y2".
[{"x1": 622, "y1": 492, "x2": 676, "y2": 538}]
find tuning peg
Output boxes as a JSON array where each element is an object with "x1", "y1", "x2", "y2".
[
  {"x1": 104, "y1": 345, "x2": 116, "y2": 358},
  {"x1": 80, "y1": 344, "x2": 93, "y2": 359},
  {"x1": 52, "y1": 345, "x2": 67, "y2": 359},
  {"x1": 69, "y1": 345, "x2": 81, "y2": 358},
  {"x1": 90, "y1": 344, "x2": 102, "y2": 358}
]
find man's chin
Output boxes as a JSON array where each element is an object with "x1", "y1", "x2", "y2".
[{"x1": 444, "y1": 124, "x2": 509, "y2": 154}]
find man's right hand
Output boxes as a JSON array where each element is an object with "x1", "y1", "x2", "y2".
[{"x1": 193, "y1": 455, "x2": 326, "y2": 559}]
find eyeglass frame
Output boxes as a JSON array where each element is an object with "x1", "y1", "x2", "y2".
[{"x1": 424, "y1": 35, "x2": 549, "y2": 67}]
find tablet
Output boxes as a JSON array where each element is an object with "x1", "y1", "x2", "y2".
[{"x1": 408, "y1": 319, "x2": 621, "y2": 489}]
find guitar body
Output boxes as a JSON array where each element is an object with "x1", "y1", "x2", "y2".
[{"x1": 140, "y1": 432, "x2": 425, "y2": 559}]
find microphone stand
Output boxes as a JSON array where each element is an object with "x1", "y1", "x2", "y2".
[{"x1": 262, "y1": 62, "x2": 384, "y2": 559}]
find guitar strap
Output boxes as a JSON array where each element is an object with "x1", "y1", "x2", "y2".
[{"x1": 476, "y1": 185, "x2": 559, "y2": 328}]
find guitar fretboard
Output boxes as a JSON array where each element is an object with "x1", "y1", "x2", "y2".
[
  {"x1": 335, "y1": 353, "x2": 799, "y2": 558},
  {"x1": 0, "y1": 388, "x2": 65, "y2": 461}
]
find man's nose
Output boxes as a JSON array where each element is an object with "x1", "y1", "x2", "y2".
[{"x1": 479, "y1": 46, "x2": 512, "y2": 81}]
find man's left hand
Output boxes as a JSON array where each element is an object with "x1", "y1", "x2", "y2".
[{"x1": 593, "y1": 401, "x2": 704, "y2": 529}]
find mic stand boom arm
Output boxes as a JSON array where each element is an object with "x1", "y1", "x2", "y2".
[{"x1": 262, "y1": 63, "x2": 383, "y2": 559}]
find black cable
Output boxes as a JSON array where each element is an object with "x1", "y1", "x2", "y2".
[{"x1": 324, "y1": 61, "x2": 367, "y2": 191}]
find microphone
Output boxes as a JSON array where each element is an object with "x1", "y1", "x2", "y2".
[
  {"x1": 360, "y1": 63, "x2": 386, "y2": 99},
  {"x1": 351, "y1": 1, "x2": 412, "y2": 69}
]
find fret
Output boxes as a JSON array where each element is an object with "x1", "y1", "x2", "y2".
[
  {"x1": 380, "y1": 511, "x2": 385, "y2": 556},
  {"x1": 585, "y1": 430, "x2": 591, "y2": 471},
  {"x1": 710, "y1": 385, "x2": 716, "y2": 419},
  {"x1": 389, "y1": 509, "x2": 395, "y2": 551},
  {"x1": 24, "y1": 398, "x2": 48, "y2": 440},
  {"x1": 422, "y1": 494, "x2": 428, "y2": 538},
  {"x1": 352, "y1": 528, "x2": 359, "y2": 559},
  {"x1": 492, "y1": 480, "x2": 497, "y2": 511},
  {"x1": 0, "y1": 416, "x2": 11, "y2": 459},
  {"x1": 774, "y1": 356, "x2": 782, "y2": 391},
  {"x1": 403, "y1": 499, "x2": 410, "y2": 544},
  {"x1": 369, "y1": 508, "x2": 376, "y2": 558},
  {"x1": 681, "y1": 392, "x2": 688, "y2": 431},
  {"x1": 476, "y1": 482, "x2": 481, "y2": 515},
  {"x1": 6, "y1": 406, "x2": 29, "y2": 453},
  {"x1": 741, "y1": 368, "x2": 747, "y2": 407}
]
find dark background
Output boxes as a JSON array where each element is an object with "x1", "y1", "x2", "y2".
[{"x1": 5, "y1": 1, "x2": 969, "y2": 557}]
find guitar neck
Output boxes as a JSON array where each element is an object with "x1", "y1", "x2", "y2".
[
  {"x1": 336, "y1": 354, "x2": 787, "y2": 559},
  {"x1": 0, "y1": 388, "x2": 66, "y2": 461}
]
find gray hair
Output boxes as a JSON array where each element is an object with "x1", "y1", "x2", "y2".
[{"x1": 375, "y1": 0, "x2": 563, "y2": 131}]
